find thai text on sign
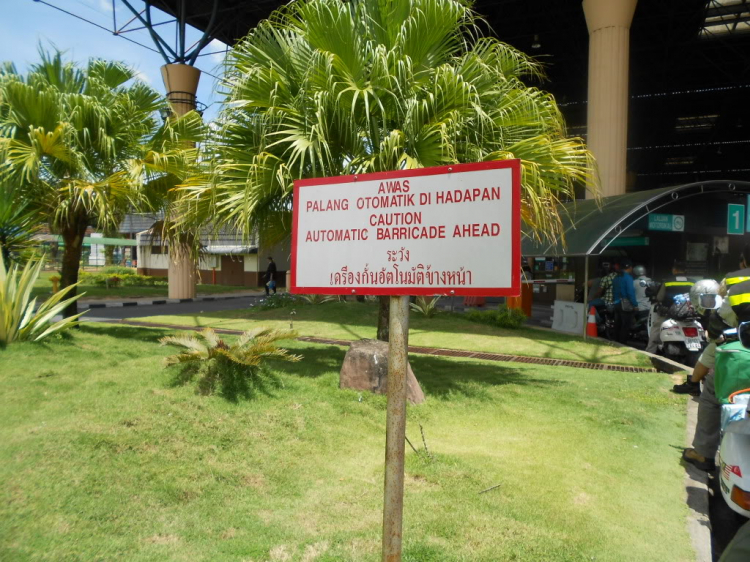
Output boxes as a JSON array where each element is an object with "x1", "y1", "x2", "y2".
[{"x1": 291, "y1": 160, "x2": 521, "y2": 296}]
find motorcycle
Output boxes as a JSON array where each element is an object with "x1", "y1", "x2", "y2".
[
  {"x1": 717, "y1": 324, "x2": 750, "y2": 518},
  {"x1": 652, "y1": 312, "x2": 706, "y2": 367},
  {"x1": 647, "y1": 288, "x2": 707, "y2": 367}
]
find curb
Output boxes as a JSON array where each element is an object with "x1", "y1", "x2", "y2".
[
  {"x1": 80, "y1": 294, "x2": 261, "y2": 310},
  {"x1": 683, "y1": 395, "x2": 712, "y2": 562}
]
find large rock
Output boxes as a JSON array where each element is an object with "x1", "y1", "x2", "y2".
[{"x1": 339, "y1": 339, "x2": 425, "y2": 404}]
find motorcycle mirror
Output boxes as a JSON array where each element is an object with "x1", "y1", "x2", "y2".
[
  {"x1": 724, "y1": 327, "x2": 739, "y2": 341},
  {"x1": 739, "y1": 322, "x2": 750, "y2": 349}
]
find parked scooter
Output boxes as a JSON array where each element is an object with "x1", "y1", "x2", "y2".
[
  {"x1": 649, "y1": 299, "x2": 706, "y2": 367},
  {"x1": 644, "y1": 279, "x2": 709, "y2": 367},
  {"x1": 717, "y1": 323, "x2": 750, "y2": 518}
]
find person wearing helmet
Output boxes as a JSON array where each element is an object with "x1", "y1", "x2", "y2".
[
  {"x1": 673, "y1": 278, "x2": 722, "y2": 396},
  {"x1": 690, "y1": 278, "x2": 721, "y2": 314},
  {"x1": 632, "y1": 265, "x2": 652, "y2": 319},
  {"x1": 646, "y1": 260, "x2": 694, "y2": 353},
  {"x1": 681, "y1": 246, "x2": 750, "y2": 472}
]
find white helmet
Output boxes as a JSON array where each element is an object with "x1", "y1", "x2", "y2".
[{"x1": 690, "y1": 279, "x2": 721, "y2": 313}]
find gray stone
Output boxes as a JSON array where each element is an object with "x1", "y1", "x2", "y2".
[{"x1": 339, "y1": 339, "x2": 425, "y2": 404}]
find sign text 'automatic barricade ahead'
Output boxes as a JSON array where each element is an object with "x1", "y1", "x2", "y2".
[{"x1": 291, "y1": 160, "x2": 521, "y2": 296}]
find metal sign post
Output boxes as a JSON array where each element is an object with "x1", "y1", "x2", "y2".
[
  {"x1": 289, "y1": 160, "x2": 521, "y2": 562},
  {"x1": 382, "y1": 295, "x2": 410, "y2": 561}
]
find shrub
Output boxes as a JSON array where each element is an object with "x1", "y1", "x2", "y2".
[
  {"x1": 259, "y1": 292, "x2": 303, "y2": 310},
  {"x1": 1, "y1": 254, "x2": 86, "y2": 345},
  {"x1": 410, "y1": 296, "x2": 441, "y2": 317},
  {"x1": 464, "y1": 305, "x2": 526, "y2": 330},
  {"x1": 100, "y1": 266, "x2": 136, "y2": 276},
  {"x1": 160, "y1": 327, "x2": 302, "y2": 399},
  {"x1": 78, "y1": 271, "x2": 164, "y2": 287}
]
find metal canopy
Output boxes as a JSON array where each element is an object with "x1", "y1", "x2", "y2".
[{"x1": 522, "y1": 180, "x2": 750, "y2": 257}]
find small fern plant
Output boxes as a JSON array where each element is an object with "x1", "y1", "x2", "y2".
[
  {"x1": 160, "y1": 327, "x2": 302, "y2": 397},
  {"x1": 409, "y1": 296, "x2": 441, "y2": 318}
]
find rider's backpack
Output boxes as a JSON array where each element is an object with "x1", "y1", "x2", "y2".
[{"x1": 715, "y1": 341, "x2": 750, "y2": 404}]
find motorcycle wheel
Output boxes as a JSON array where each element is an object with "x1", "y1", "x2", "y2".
[{"x1": 604, "y1": 319, "x2": 616, "y2": 341}]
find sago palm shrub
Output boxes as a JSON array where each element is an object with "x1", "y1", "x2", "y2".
[
  {"x1": 0, "y1": 253, "x2": 85, "y2": 345},
  {"x1": 160, "y1": 327, "x2": 302, "y2": 399}
]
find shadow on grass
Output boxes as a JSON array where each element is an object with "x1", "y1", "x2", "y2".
[
  {"x1": 79, "y1": 323, "x2": 171, "y2": 344},
  {"x1": 167, "y1": 363, "x2": 284, "y2": 403},
  {"x1": 268, "y1": 343, "x2": 566, "y2": 400},
  {"x1": 270, "y1": 345, "x2": 348, "y2": 379},
  {"x1": 534, "y1": 338, "x2": 626, "y2": 365},
  {"x1": 409, "y1": 354, "x2": 566, "y2": 399}
]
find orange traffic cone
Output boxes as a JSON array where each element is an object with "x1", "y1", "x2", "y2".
[{"x1": 586, "y1": 306, "x2": 598, "y2": 337}]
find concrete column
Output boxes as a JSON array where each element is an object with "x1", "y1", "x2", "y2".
[
  {"x1": 161, "y1": 64, "x2": 200, "y2": 299},
  {"x1": 583, "y1": 0, "x2": 637, "y2": 198}
]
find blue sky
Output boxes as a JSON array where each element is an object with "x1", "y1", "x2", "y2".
[{"x1": 0, "y1": 0, "x2": 229, "y2": 121}]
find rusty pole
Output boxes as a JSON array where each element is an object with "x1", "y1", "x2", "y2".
[{"x1": 382, "y1": 295, "x2": 410, "y2": 561}]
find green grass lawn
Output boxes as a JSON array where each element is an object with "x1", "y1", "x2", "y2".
[
  {"x1": 136, "y1": 301, "x2": 652, "y2": 368},
  {"x1": 33, "y1": 270, "x2": 259, "y2": 301},
  {"x1": 0, "y1": 324, "x2": 692, "y2": 561}
]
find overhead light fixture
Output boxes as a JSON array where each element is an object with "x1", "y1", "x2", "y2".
[{"x1": 532, "y1": 34, "x2": 541, "y2": 49}]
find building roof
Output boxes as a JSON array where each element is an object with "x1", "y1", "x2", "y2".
[
  {"x1": 119, "y1": 213, "x2": 162, "y2": 234},
  {"x1": 148, "y1": 0, "x2": 750, "y2": 189},
  {"x1": 138, "y1": 228, "x2": 258, "y2": 254}
]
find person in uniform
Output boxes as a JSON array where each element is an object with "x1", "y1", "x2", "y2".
[
  {"x1": 681, "y1": 247, "x2": 750, "y2": 471},
  {"x1": 645, "y1": 260, "x2": 694, "y2": 354}
]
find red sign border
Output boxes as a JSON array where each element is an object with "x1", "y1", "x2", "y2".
[{"x1": 291, "y1": 160, "x2": 521, "y2": 297}]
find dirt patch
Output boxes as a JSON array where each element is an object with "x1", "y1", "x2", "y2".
[
  {"x1": 573, "y1": 491, "x2": 591, "y2": 506},
  {"x1": 269, "y1": 545, "x2": 293, "y2": 561},
  {"x1": 301, "y1": 541, "x2": 329, "y2": 561},
  {"x1": 243, "y1": 473, "x2": 268, "y2": 491},
  {"x1": 221, "y1": 527, "x2": 237, "y2": 540},
  {"x1": 145, "y1": 534, "x2": 179, "y2": 545}
]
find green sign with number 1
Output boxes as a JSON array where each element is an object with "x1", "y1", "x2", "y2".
[{"x1": 728, "y1": 203, "x2": 745, "y2": 235}]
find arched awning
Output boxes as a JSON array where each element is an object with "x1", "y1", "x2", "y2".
[{"x1": 522, "y1": 180, "x2": 750, "y2": 257}]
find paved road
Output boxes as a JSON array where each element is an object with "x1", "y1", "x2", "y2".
[{"x1": 81, "y1": 295, "x2": 264, "y2": 321}]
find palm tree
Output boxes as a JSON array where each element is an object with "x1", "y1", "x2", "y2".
[
  {"x1": 179, "y1": 0, "x2": 596, "y2": 339},
  {"x1": 0, "y1": 50, "x2": 203, "y2": 317},
  {"x1": 0, "y1": 184, "x2": 40, "y2": 265}
]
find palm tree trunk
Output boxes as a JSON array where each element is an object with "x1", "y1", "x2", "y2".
[
  {"x1": 377, "y1": 296, "x2": 390, "y2": 342},
  {"x1": 60, "y1": 221, "x2": 87, "y2": 318},
  {"x1": 104, "y1": 245, "x2": 115, "y2": 266}
]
